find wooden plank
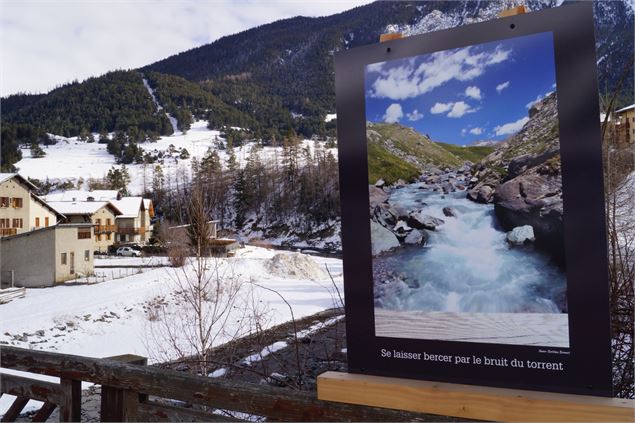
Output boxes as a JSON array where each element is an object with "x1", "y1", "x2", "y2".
[
  {"x1": 138, "y1": 401, "x2": 244, "y2": 422},
  {"x1": 59, "y1": 378, "x2": 81, "y2": 422},
  {"x1": 1, "y1": 347, "x2": 441, "y2": 422},
  {"x1": 0, "y1": 373, "x2": 64, "y2": 404},
  {"x1": 375, "y1": 308, "x2": 570, "y2": 347},
  {"x1": 317, "y1": 371, "x2": 635, "y2": 422},
  {"x1": 1, "y1": 396, "x2": 29, "y2": 422},
  {"x1": 32, "y1": 402, "x2": 57, "y2": 422},
  {"x1": 498, "y1": 5, "x2": 527, "y2": 18},
  {"x1": 379, "y1": 33, "x2": 403, "y2": 43}
]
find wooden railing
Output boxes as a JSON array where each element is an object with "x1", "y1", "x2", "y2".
[
  {"x1": 95, "y1": 224, "x2": 117, "y2": 233},
  {"x1": 0, "y1": 228, "x2": 17, "y2": 237},
  {"x1": 117, "y1": 227, "x2": 145, "y2": 235},
  {"x1": 0, "y1": 346, "x2": 435, "y2": 422}
]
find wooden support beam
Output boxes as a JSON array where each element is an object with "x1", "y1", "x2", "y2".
[
  {"x1": 1, "y1": 396, "x2": 29, "y2": 422},
  {"x1": 32, "y1": 402, "x2": 57, "y2": 422},
  {"x1": 317, "y1": 371, "x2": 635, "y2": 422},
  {"x1": 59, "y1": 378, "x2": 81, "y2": 422}
]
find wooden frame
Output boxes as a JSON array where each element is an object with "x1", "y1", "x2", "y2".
[{"x1": 317, "y1": 371, "x2": 635, "y2": 422}]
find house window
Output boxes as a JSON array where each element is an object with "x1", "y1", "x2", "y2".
[
  {"x1": 45, "y1": 217, "x2": 50, "y2": 227},
  {"x1": 0, "y1": 197, "x2": 8, "y2": 208},
  {"x1": 85, "y1": 250, "x2": 90, "y2": 261},
  {"x1": 78, "y1": 230, "x2": 91, "y2": 240},
  {"x1": 107, "y1": 233, "x2": 111, "y2": 241},
  {"x1": 12, "y1": 218, "x2": 23, "y2": 228},
  {"x1": 35, "y1": 217, "x2": 40, "y2": 228},
  {"x1": 11, "y1": 197, "x2": 23, "y2": 208},
  {"x1": 61, "y1": 253, "x2": 67, "y2": 265},
  {"x1": 0, "y1": 219, "x2": 9, "y2": 228}
]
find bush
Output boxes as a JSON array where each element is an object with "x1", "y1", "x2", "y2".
[{"x1": 168, "y1": 245, "x2": 188, "y2": 267}]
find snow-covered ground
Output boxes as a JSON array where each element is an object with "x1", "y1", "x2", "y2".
[
  {"x1": 14, "y1": 120, "x2": 337, "y2": 195},
  {"x1": 0, "y1": 247, "x2": 343, "y2": 415}
]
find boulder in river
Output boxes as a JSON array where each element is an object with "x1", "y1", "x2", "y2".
[
  {"x1": 494, "y1": 173, "x2": 564, "y2": 263},
  {"x1": 404, "y1": 229, "x2": 427, "y2": 245},
  {"x1": 467, "y1": 184, "x2": 494, "y2": 203},
  {"x1": 506, "y1": 225, "x2": 535, "y2": 245},
  {"x1": 369, "y1": 185, "x2": 388, "y2": 208},
  {"x1": 370, "y1": 221, "x2": 400, "y2": 255},
  {"x1": 407, "y1": 211, "x2": 445, "y2": 230},
  {"x1": 373, "y1": 203, "x2": 397, "y2": 226},
  {"x1": 393, "y1": 220, "x2": 412, "y2": 233},
  {"x1": 442, "y1": 207, "x2": 457, "y2": 217},
  {"x1": 375, "y1": 179, "x2": 385, "y2": 188}
]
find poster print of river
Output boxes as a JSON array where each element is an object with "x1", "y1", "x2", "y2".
[{"x1": 365, "y1": 32, "x2": 569, "y2": 347}]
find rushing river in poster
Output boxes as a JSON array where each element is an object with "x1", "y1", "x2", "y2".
[{"x1": 365, "y1": 32, "x2": 569, "y2": 347}]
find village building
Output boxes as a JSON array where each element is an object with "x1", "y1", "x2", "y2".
[
  {"x1": 615, "y1": 104, "x2": 635, "y2": 145},
  {"x1": 110, "y1": 197, "x2": 154, "y2": 244},
  {"x1": 47, "y1": 201, "x2": 122, "y2": 253},
  {"x1": 0, "y1": 223, "x2": 95, "y2": 288},
  {"x1": 0, "y1": 173, "x2": 63, "y2": 237}
]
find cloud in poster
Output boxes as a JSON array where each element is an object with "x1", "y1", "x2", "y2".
[
  {"x1": 469, "y1": 127, "x2": 484, "y2": 135},
  {"x1": 430, "y1": 101, "x2": 476, "y2": 118},
  {"x1": 496, "y1": 81, "x2": 510, "y2": 93},
  {"x1": 494, "y1": 117, "x2": 529, "y2": 136},
  {"x1": 465, "y1": 86, "x2": 482, "y2": 100},
  {"x1": 369, "y1": 45, "x2": 511, "y2": 100},
  {"x1": 406, "y1": 109, "x2": 424, "y2": 121},
  {"x1": 383, "y1": 103, "x2": 404, "y2": 123}
]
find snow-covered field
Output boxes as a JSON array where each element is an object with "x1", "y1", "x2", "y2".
[
  {"x1": 14, "y1": 120, "x2": 337, "y2": 195},
  {"x1": 0, "y1": 247, "x2": 343, "y2": 415}
]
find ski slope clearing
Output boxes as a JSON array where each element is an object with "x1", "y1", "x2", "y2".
[
  {"x1": 0, "y1": 247, "x2": 343, "y2": 415},
  {"x1": 14, "y1": 120, "x2": 337, "y2": 195}
]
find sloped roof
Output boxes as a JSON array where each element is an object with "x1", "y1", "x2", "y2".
[
  {"x1": 0, "y1": 173, "x2": 38, "y2": 191},
  {"x1": 44, "y1": 190, "x2": 121, "y2": 202},
  {"x1": 616, "y1": 104, "x2": 635, "y2": 114},
  {"x1": 110, "y1": 197, "x2": 144, "y2": 218},
  {"x1": 48, "y1": 201, "x2": 121, "y2": 216}
]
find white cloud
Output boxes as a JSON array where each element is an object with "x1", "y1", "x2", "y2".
[
  {"x1": 431, "y1": 101, "x2": 476, "y2": 118},
  {"x1": 430, "y1": 102, "x2": 453, "y2": 114},
  {"x1": 494, "y1": 117, "x2": 529, "y2": 136},
  {"x1": 1, "y1": 0, "x2": 374, "y2": 95},
  {"x1": 370, "y1": 44, "x2": 511, "y2": 100},
  {"x1": 461, "y1": 128, "x2": 467, "y2": 136},
  {"x1": 447, "y1": 101, "x2": 476, "y2": 118},
  {"x1": 383, "y1": 103, "x2": 403, "y2": 123},
  {"x1": 496, "y1": 81, "x2": 510, "y2": 93},
  {"x1": 469, "y1": 127, "x2": 483, "y2": 135},
  {"x1": 366, "y1": 62, "x2": 385, "y2": 74},
  {"x1": 465, "y1": 86, "x2": 482, "y2": 100},
  {"x1": 406, "y1": 109, "x2": 423, "y2": 121}
]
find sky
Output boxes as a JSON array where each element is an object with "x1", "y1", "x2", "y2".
[
  {"x1": 0, "y1": 0, "x2": 373, "y2": 96},
  {"x1": 364, "y1": 31, "x2": 557, "y2": 145}
]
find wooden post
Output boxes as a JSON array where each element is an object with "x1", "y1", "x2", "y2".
[
  {"x1": 100, "y1": 354, "x2": 147, "y2": 422},
  {"x1": 498, "y1": 5, "x2": 527, "y2": 18},
  {"x1": 317, "y1": 371, "x2": 635, "y2": 422},
  {"x1": 379, "y1": 33, "x2": 403, "y2": 43},
  {"x1": 59, "y1": 378, "x2": 81, "y2": 422}
]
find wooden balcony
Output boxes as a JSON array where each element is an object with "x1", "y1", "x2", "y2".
[
  {"x1": 95, "y1": 224, "x2": 117, "y2": 233},
  {"x1": 0, "y1": 228, "x2": 17, "y2": 237},
  {"x1": 118, "y1": 227, "x2": 146, "y2": 235}
]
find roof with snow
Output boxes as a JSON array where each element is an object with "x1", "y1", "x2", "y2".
[
  {"x1": 43, "y1": 190, "x2": 121, "y2": 202},
  {"x1": 47, "y1": 201, "x2": 121, "y2": 216},
  {"x1": 0, "y1": 173, "x2": 38, "y2": 191},
  {"x1": 110, "y1": 197, "x2": 145, "y2": 218},
  {"x1": 616, "y1": 104, "x2": 635, "y2": 114}
]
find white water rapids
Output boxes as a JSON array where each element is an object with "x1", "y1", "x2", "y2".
[{"x1": 375, "y1": 182, "x2": 567, "y2": 314}]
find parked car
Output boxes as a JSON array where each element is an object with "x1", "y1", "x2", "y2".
[{"x1": 116, "y1": 246, "x2": 141, "y2": 257}]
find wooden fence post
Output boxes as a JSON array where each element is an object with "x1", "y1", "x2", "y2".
[
  {"x1": 59, "y1": 378, "x2": 81, "y2": 422},
  {"x1": 100, "y1": 354, "x2": 147, "y2": 422}
]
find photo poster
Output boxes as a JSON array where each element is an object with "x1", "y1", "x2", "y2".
[{"x1": 334, "y1": 2, "x2": 613, "y2": 396}]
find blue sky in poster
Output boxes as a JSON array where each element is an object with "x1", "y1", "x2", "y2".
[{"x1": 364, "y1": 32, "x2": 557, "y2": 145}]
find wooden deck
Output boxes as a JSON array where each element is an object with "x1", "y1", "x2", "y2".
[{"x1": 375, "y1": 308, "x2": 569, "y2": 347}]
